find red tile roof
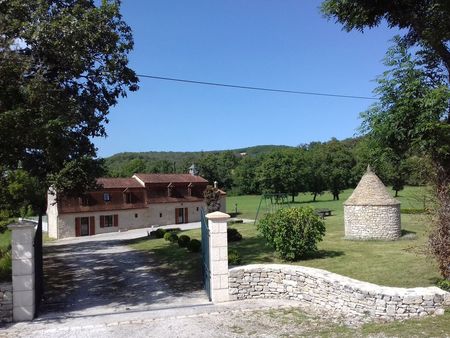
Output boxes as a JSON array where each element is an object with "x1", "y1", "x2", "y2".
[
  {"x1": 146, "y1": 196, "x2": 205, "y2": 203},
  {"x1": 96, "y1": 178, "x2": 143, "y2": 189},
  {"x1": 133, "y1": 173, "x2": 208, "y2": 184}
]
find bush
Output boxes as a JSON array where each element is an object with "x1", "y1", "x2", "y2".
[
  {"x1": 178, "y1": 235, "x2": 191, "y2": 248},
  {"x1": 437, "y1": 279, "x2": 450, "y2": 291},
  {"x1": 163, "y1": 232, "x2": 172, "y2": 241},
  {"x1": 168, "y1": 233, "x2": 178, "y2": 243},
  {"x1": 0, "y1": 251, "x2": 11, "y2": 282},
  {"x1": 153, "y1": 228, "x2": 166, "y2": 238},
  {"x1": 257, "y1": 207, "x2": 326, "y2": 261},
  {"x1": 165, "y1": 228, "x2": 181, "y2": 233},
  {"x1": 401, "y1": 208, "x2": 428, "y2": 214},
  {"x1": 228, "y1": 249, "x2": 241, "y2": 265},
  {"x1": 227, "y1": 228, "x2": 243, "y2": 242},
  {"x1": 187, "y1": 239, "x2": 201, "y2": 253}
]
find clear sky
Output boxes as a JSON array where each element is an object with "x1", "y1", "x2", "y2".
[{"x1": 94, "y1": 0, "x2": 400, "y2": 158}]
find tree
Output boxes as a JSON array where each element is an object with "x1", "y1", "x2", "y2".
[
  {"x1": 233, "y1": 156, "x2": 261, "y2": 195},
  {"x1": 321, "y1": 139, "x2": 355, "y2": 200},
  {"x1": 321, "y1": 0, "x2": 450, "y2": 83},
  {"x1": 304, "y1": 143, "x2": 328, "y2": 202},
  {"x1": 0, "y1": 0, "x2": 138, "y2": 212},
  {"x1": 361, "y1": 39, "x2": 450, "y2": 279},
  {"x1": 256, "y1": 151, "x2": 302, "y2": 201},
  {"x1": 203, "y1": 185, "x2": 221, "y2": 213}
]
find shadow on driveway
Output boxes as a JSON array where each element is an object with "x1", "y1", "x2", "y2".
[{"x1": 40, "y1": 238, "x2": 207, "y2": 318}]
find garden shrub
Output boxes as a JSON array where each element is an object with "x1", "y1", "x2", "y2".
[
  {"x1": 187, "y1": 239, "x2": 201, "y2": 253},
  {"x1": 163, "y1": 232, "x2": 172, "y2": 241},
  {"x1": 257, "y1": 207, "x2": 326, "y2": 261},
  {"x1": 437, "y1": 279, "x2": 450, "y2": 291},
  {"x1": 0, "y1": 250, "x2": 12, "y2": 282},
  {"x1": 228, "y1": 249, "x2": 241, "y2": 265},
  {"x1": 178, "y1": 235, "x2": 191, "y2": 248},
  {"x1": 153, "y1": 228, "x2": 166, "y2": 238},
  {"x1": 168, "y1": 232, "x2": 178, "y2": 243},
  {"x1": 227, "y1": 228, "x2": 243, "y2": 242}
]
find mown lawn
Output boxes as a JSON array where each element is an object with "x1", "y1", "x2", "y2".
[{"x1": 130, "y1": 186, "x2": 440, "y2": 288}]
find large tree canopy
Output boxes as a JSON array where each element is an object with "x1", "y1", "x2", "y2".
[
  {"x1": 0, "y1": 0, "x2": 138, "y2": 209},
  {"x1": 321, "y1": 0, "x2": 450, "y2": 79}
]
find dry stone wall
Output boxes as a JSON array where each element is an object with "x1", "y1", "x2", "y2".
[
  {"x1": 0, "y1": 283, "x2": 13, "y2": 323},
  {"x1": 229, "y1": 264, "x2": 449, "y2": 320},
  {"x1": 344, "y1": 205, "x2": 401, "y2": 240}
]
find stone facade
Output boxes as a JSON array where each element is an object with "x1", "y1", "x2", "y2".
[
  {"x1": 229, "y1": 264, "x2": 450, "y2": 321},
  {"x1": 0, "y1": 283, "x2": 13, "y2": 323},
  {"x1": 344, "y1": 166, "x2": 401, "y2": 240},
  {"x1": 344, "y1": 205, "x2": 401, "y2": 240}
]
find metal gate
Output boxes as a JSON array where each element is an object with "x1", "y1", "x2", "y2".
[
  {"x1": 200, "y1": 208, "x2": 211, "y2": 300},
  {"x1": 34, "y1": 215, "x2": 44, "y2": 315}
]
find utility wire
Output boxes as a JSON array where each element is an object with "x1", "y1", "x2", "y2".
[{"x1": 137, "y1": 74, "x2": 377, "y2": 100}]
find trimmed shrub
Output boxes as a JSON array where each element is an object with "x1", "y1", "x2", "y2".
[
  {"x1": 187, "y1": 239, "x2": 201, "y2": 253},
  {"x1": 178, "y1": 235, "x2": 191, "y2": 248},
  {"x1": 168, "y1": 232, "x2": 178, "y2": 243},
  {"x1": 227, "y1": 228, "x2": 243, "y2": 242},
  {"x1": 153, "y1": 228, "x2": 166, "y2": 238},
  {"x1": 228, "y1": 249, "x2": 241, "y2": 265},
  {"x1": 257, "y1": 207, "x2": 326, "y2": 261},
  {"x1": 165, "y1": 228, "x2": 181, "y2": 233},
  {"x1": 163, "y1": 232, "x2": 172, "y2": 241}
]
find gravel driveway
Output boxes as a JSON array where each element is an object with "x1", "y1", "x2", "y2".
[{"x1": 40, "y1": 229, "x2": 209, "y2": 319}]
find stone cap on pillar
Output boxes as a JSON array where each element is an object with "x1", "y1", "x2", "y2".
[
  {"x1": 205, "y1": 211, "x2": 230, "y2": 221},
  {"x1": 8, "y1": 220, "x2": 36, "y2": 230}
]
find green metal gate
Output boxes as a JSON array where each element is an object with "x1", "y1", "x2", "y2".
[{"x1": 201, "y1": 208, "x2": 211, "y2": 300}]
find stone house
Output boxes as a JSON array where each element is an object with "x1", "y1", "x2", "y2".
[{"x1": 47, "y1": 173, "x2": 226, "y2": 239}]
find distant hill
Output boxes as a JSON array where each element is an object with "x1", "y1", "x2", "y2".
[{"x1": 104, "y1": 145, "x2": 294, "y2": 176}]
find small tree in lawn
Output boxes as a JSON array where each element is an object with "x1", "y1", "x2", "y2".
[
  {"x1": 257, "y1": 207, "x2": 326, "y2": 261},
  {"x1": 203, "y1": 185, "x2": 221, "y2": 213}
]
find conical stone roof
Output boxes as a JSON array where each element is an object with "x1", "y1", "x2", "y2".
[{"x1": 344, "y1": 165, "x2": 400, "y2": 206}]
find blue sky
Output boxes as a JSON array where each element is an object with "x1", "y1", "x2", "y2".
[{"x1": 95, "y1": 0, "x2": 399, "y2": 158}]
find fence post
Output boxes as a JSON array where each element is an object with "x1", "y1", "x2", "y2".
[
  {"x1": 8, "y1": 221, "x2": 36, "y2": 321},
  {"x1": 206, "y1": 211, "x2": 230, "y2": 303}
]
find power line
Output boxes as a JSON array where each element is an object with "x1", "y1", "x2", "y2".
[{"x1": 136, "y1": 74, "x2": 377, "y2": 100}]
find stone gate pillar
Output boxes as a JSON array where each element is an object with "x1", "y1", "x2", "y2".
[
  {"x1": 206, "y1": 211, "x2": 230, "y2": 303},
  {"x1": 8, "y1": 221, "x2": 36, "y2": 321}
]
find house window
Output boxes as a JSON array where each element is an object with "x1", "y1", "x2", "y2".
[
  {"x1": 80, "y1": 217, "x2": 90, "y2": 235},
  {"x1": 104, "y1": 215, "x2": 113, "y2": 227},
  {"x1": 125, "y1": 192, "x2": 133, "y2": 204},
  {"x1": 196, "y1": 207, "x2": 199, "y2": 211},
  {"x1": 103, "y1": 193, "x2": 111, "y2": 202},
  {"x1": 135, "y1": 213, "x2": 138, "y2": 218},
  {"x1": 159, "y1": 213, "x2": 162, "y2": 218},
  {"x1": 80, "y1": 195, "x2": 90, "y2": 206},
  {"x1": 100, "y1": 214, "x2": 117, "y2": 228}
]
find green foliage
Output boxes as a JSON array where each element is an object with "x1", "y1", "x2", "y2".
[
  {"x1": 228, "y1": 249, "x2": 242, "y2": 265},
  {"x1": 168, "y1": 233, "x2": 179, "y2": 243},
  {"x1": 177, "y1": 235, "x2": 191, "y2": 248},
  {"x1": 204, "y1": 185, "x2": 221, "y2": 212},
  {"x1": 153, "y1": 228, "x2": 167, "y2": 239},
  {"x1": 163, "y1": 232, "x2": 172, "y2": 241},
  {"x1": 401, "y1": 208, "x2": 427, "y2": 214},
  {"x1": 227, "y1": 228, "x2": 243, "y2": 242},
  {"x1": 257, "y1": 207, "x2": 326, "y2": 261},
  {"x1": 437, "y1": 279, "x2": 450, "y2": 291},
  {"x1": 187, "y1": 239, "x2": 201, "y2": 253},
  {"x1": 0, "y1": 0, "x2": 138, "y2": 211}
]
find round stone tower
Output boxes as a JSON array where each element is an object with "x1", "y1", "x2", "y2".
[{"x1": 344, "y1": 165, "x2": 401, "y2": 240}]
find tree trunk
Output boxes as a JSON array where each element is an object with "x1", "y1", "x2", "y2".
[
  {"x1": 313, "y1": 193, "x2": 317, "y2": 202},
  {"x1": 395, "y1": 190, "x2": 399, "y2": 197}
]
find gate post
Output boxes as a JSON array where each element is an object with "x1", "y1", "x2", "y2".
[
  {"x1": 206, "y1": 211, "x2": 230, "y2": 303},
  {"x1": 8, "y1": 221, "x2": 36, "y2": 321}
]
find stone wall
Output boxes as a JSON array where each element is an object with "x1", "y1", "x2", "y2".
[
  {"x1": 229, "y1": 264, "x2": 450, "y2": 320},
  {"x1": 0, "y1": 283, "x2": 13, "y2": 323},
  {"x1": 344, "y1": 205, "x2": 401, "y2": 240}
]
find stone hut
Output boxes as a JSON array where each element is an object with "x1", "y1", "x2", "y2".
[{"x1": 344, "y1": 166, "x2": 401, "y2": 240}]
